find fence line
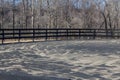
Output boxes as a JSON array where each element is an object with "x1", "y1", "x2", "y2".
[{"x1": 0, "y1": 28, "x2": 120, "y2": 44}]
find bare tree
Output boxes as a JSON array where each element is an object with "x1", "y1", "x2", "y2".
[
  {"x1": 0, "y1": 0, "x2": 4, "y2": 29},
  {"x1": 0, "y1": 0, "x2": 120, "y2": 30},
  {"x1": 31, "y1": 0, "x2": 34, "y2": 28}
]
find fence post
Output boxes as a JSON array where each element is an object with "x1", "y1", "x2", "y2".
[
  {"x1": 18, "y1": 29, "x2": 21, "y2": 42},
  {"x1": 2, "y1": 29, "x2": 4, "y2": 44},
  {"x1": 45, "y1": 29, "x2": 48, "y2": 41},
  {"x1": 66, "y1": 29, "x2": 69, "y2": 40},
  {"x1": 79, "y1": 29, "x2": 81, "y2": 39},
  {"x1": 118, "y1": 31, "x2": 120, "y2": 39},
  {"x1": 93, "y1": 29, "x2": 96, "y2": 39},
  {"x1": 111, "y1": 30, "x2": 114, "y2": 39},
  {"x1": 106, "y1": 30, "x2": 109, "y2": 39},
  {"x1": 13, "y1": 29, "x2": 15, "y2": 38},
  {"x1": 56, "y1": 29, "x2": 58, "y2": 40},
  {"x1": 33, "y1": 29, "x2": 35, "y2": 42}
]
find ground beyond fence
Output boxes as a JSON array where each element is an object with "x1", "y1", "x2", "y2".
[{"x1": 0, "y1": 28, "x2": 120, "y2": 44}]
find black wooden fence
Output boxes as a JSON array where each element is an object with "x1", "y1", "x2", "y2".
[{"x1": 0, "y1": 28, "x2": 120, "y2": 44}]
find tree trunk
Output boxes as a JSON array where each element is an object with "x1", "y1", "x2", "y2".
[{"x1": 31, "y1": 0, "x2": 34, "y2": 28}]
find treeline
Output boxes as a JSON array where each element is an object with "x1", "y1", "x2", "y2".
[{"x1": 0, "y1": 0, "x2": 120, "y2": 30}]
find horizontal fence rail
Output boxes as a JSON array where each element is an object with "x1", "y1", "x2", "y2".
[{"x1": 0, "y1": 28, "x2": 120, "y2": 44}]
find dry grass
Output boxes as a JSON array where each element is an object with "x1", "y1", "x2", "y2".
[{"x1": 0, "y1": 38, "x2": 47, "y2": 44}]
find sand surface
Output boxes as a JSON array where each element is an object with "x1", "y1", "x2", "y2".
[{"x1": 0, "y1": 40, "x2": 120, "y2": 80}]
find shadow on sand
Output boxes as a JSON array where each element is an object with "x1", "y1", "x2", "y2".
[{"x1": 0, "y1": 73, "x2": 69, "y2": 80}]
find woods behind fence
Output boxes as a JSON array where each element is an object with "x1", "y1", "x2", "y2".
[{"x1": 0, "y1": 28, "x2": 120, "y2": 44}]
